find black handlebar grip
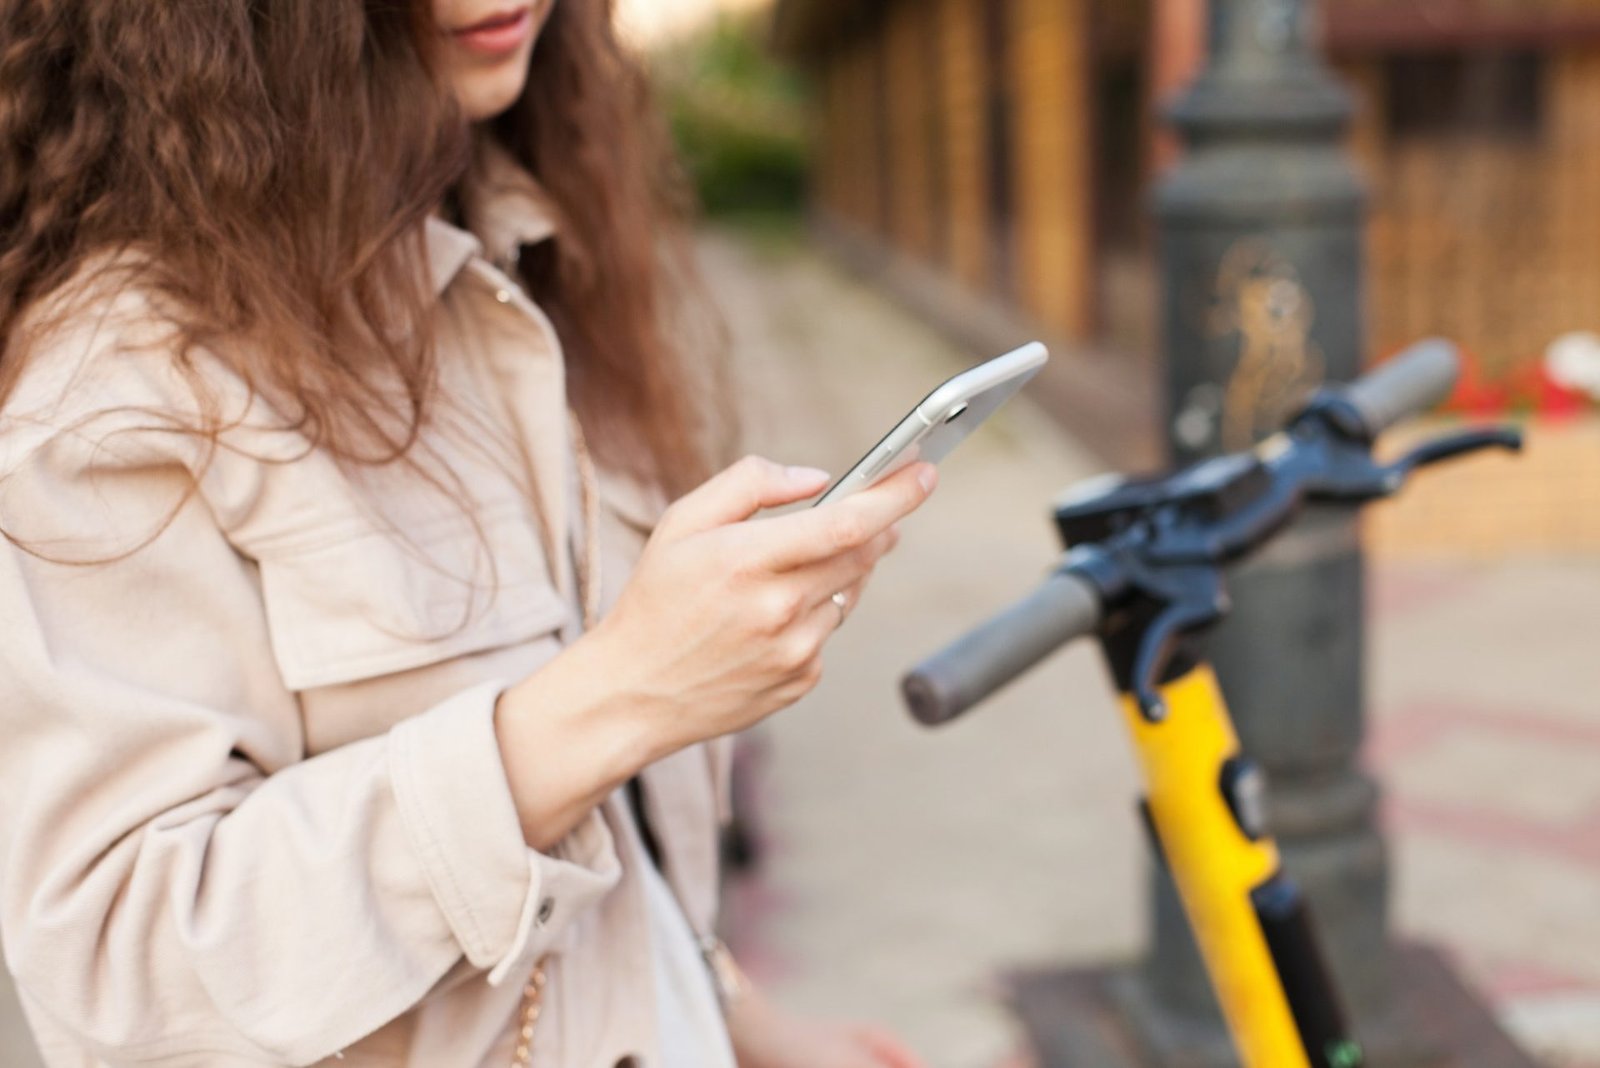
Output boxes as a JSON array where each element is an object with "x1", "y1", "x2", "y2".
[
  {"x1": 902, "y1": 572, "x2": 1103, "y2": 727},
  {"x1": 1344, "y1": 339, "x2": 1461, "y2": 437}
]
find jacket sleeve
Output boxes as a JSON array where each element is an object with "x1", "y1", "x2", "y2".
[{"x1": 0, "y1": 378, "x2": 620, "y2": 1065}]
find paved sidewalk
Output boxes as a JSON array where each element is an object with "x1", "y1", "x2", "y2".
[
  {"x1": 1370, "y1": 558, "x2": 1600, "y2": 1067},
  {"x1": 2, "y1": 228, "x2": 1596, "y2": 1067}
]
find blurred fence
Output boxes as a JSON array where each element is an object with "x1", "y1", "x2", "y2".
[
  {"x1": 778, "y1": 0, "x2": 1600, "y2": 411},
  {"x1": 1344, "y1": 44, "x2": 1600, "y2": 381}
]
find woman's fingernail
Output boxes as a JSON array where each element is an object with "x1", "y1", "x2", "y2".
[{"x1": 917, "y1": 466, "x2": 938, "y2": 493}]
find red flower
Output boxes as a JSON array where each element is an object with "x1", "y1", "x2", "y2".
[
  {"x1": 1440, "y1": 347, "x2": 1511, "y2": 419},
  {"x1": 1532, "y1": 362, "x2": 1587, "y2": 421}
]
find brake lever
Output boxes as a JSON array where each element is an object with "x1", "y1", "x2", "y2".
[
  {"x1": 1116, "y1": 561, "x2": 1228, "y2": 722},
  {"x1": 1384, "y1": 426, "x2": 1523, "y2": 481},
  {"x1": 1304, "y1": 425, "x2": 1522, "y2": 503}
]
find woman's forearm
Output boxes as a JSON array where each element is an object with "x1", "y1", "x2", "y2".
[{"x1": 493, "y1": 623, "x2": 671, "y2": 851}]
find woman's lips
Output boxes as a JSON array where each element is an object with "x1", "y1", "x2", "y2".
[{"x1": 451, "y1": 8, "x2": 534, "y2": 58}]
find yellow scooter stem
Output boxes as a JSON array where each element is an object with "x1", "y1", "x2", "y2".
[{"x1": 1123, "y1": 666, "x2": 1363, "y2": 1068}]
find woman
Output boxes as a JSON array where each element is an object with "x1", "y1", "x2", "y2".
[{"x1": 0, "y1": 2, "x2": 935, "y2": 1065}]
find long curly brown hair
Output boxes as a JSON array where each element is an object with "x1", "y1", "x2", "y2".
[{"x1": 0, "y1": 0, "x2": 729, "y2": 498}]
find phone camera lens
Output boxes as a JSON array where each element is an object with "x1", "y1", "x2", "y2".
[{"x1": 944, "y1": 403, "x2": 969, "y2": 424}]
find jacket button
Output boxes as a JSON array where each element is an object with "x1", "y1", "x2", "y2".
[{"x1": 536, "y1": 897, "x2": 556, "y2": 925}]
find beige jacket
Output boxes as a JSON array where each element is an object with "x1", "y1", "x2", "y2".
[{"x1": 0, "y1": 153, "x2": 730, "y2": 1068}]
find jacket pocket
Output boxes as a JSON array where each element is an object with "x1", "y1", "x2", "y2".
[{"x1": 253, "y1": 506, "x2": 573, "y2": 691}]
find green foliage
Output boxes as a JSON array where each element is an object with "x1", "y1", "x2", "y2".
[{"x1": 654, "y1": 15, "x2": 809, "y2": 218}]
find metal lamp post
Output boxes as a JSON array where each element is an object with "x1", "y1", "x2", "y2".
[{"x1": 1151, "y1": 0, "x2": 1381, "y2": 1054}]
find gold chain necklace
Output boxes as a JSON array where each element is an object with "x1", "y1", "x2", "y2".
[{"x1": 511, "y1": 412, "x2": 602, "y2": 1068}]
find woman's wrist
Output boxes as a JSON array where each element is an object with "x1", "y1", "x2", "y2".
[{"x1": 493, "y1": 624, "x2": 671, "y2": 851}]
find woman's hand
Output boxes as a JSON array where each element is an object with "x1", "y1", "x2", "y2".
[
  {"x1": 727, "y1": 982, "x2": 928, "y2": 1068},
  {"x1": 495, "y1": 455, "x2": 936, "y2": 848},
  {"x1": 595, "y1": 455, "x2": 934, "y2": 748}
]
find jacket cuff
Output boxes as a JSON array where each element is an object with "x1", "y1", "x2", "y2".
[{"x1": 388, "y1": 681, "x2": 621, "y2": 977}]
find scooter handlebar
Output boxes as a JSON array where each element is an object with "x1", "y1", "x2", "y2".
[
  {"x1": 902, "y1": 340, "x2": 1463, "y2": 729},
  {"x1": 902, "y1": 570, "x2": 1103, "y2": 727},
  {"x1": 1344, "y1": 339, "x2": 1460, "y2": 437}
]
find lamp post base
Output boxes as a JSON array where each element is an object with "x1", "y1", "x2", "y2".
[{"x1": 1010, "y1": 944, "x2": 1542, "y2": 1068}]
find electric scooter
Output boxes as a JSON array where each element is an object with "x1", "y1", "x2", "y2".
[{"x1": 901, "y1": 341, "x2": 1521, "y2": 1068}]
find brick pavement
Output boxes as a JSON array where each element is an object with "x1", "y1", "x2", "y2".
[{"x1": 1370, "y1": 559, "x2": 1600, "y2": 1067}]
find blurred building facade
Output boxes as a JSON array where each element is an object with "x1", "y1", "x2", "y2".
[{"x1": 776, "y1": 0, "x2": 1600, "y2": 381}]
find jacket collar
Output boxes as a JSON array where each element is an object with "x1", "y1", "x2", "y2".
[{"x1": 424, "y1": 138, "x2": 558, "y2": 297}]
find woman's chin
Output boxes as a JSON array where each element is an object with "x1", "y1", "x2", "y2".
[{"x1": 455, "y1": 66, "x2": 532, "y2": 124}]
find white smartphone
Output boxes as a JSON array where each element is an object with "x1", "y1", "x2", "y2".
[{"x1": 814, "y1": 341, "x2": 1049, "y2": 506}]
